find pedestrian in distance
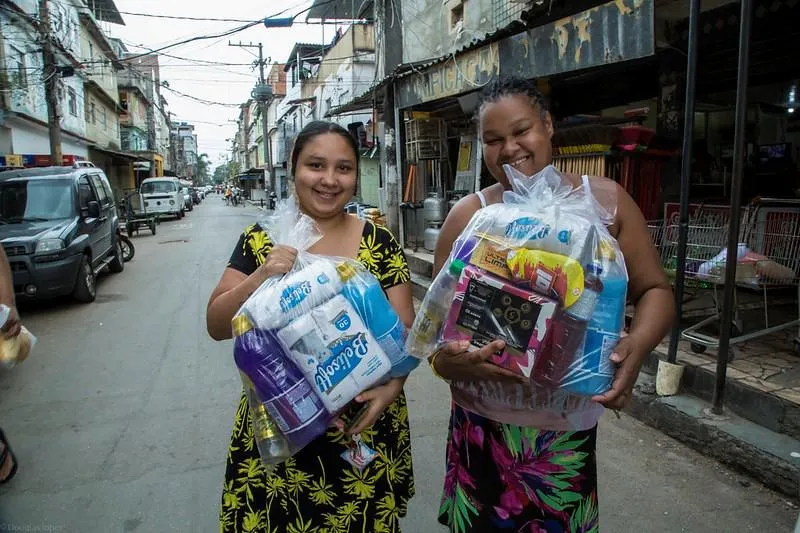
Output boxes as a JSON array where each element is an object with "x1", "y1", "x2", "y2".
[
  {"x1": 429, "y1": 77, "x2": 675, "y2": 532},
  {"x1": 207, "y1": 121, "x2": 416, "y2": 533}
]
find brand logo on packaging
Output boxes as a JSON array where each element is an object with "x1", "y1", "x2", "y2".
[
  {"x1": 505, "y1": 217, "x2": 571, "y2": 244},
  {"x1": 333, "y1": 311, "x2": 351, "y2": 331},
  {"x1": 317, "y1": 273, "x2": 330, "y2": 285},
  {"x1": 314, "y1": 333, "x2": 369, "y2": 392},
  {"x1": 279, "y1": 281, "x2": 312, "y2": 312}
]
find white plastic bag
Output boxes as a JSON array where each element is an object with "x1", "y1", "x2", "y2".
[
  {"x1": 233, "y1": 198, "x2": 418, "y2": 462},
  {"x1": 406, "y1": 165, "x2": 628, "y2": 430},
  {"x1": 0, "y1": 304, "x2": 35, "y2": 370}
]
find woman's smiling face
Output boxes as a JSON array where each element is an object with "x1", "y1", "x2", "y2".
[
  {"x1": 479, "y1": 94, "x2": 554, "y2": 187},
  {"x1": 293, "y1": 132, "x2": 358, "y2": 219}
]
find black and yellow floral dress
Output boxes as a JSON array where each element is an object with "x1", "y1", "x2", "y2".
[{"x1": 221, "y1": 221, "x2": 415, "y2": 533}]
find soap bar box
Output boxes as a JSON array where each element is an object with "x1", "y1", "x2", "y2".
[{"x1": 442, "y1": 264, "x2": 558, "y2": 378}]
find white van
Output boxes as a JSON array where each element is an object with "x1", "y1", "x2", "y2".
[{"x1": 140, "y1": 177, "x2": 184, "y2": 219}]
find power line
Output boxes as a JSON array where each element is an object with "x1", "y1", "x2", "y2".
[
  {"x1": 159, "y1": 84, "x2": 241, "y2": 107},
  {"x1": 105, "y1": 0, "x2": 338, "y2": 63},
  {"x1": 117, "y1": 11, "x2": 260, "y2": 23}
]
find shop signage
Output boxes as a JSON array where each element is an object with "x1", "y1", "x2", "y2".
[
  {"x1": 0, "y1": 154, "x2": 85, "y2": 168},
  {"x1": 499, "y1": 0, "x2": 654, "y2": 79},
  {"x1": 397, "y1": 43, "x2": 500, "y2": 108},
  {"x1": 3, "y1": 155, "x2": 23, "y2": 167},
  {"x1": 396, "y1": 0, "x2": 654, "y2": 109}
]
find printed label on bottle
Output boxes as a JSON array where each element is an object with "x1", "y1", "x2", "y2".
[
  {"x1": 264, "y1": 379, "x2": 324, "y2": 435},
  {"x1": 584, "y1": 328, "x2": 619, "y2": 374},
  {"x1": 566, "y1": 290, "x2": 598, "y2": 321},
  {"x1": 375, "y1": 317, "x2": 405, "y2": 363},
  {"x1": 252, "y1": 409, "x2": 280, "y2": 440}
]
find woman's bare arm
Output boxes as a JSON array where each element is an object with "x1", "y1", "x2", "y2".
[
  {"x1": 206, "y1": 268, "x2": 266, "y2": 341},
  {"x1": 592, "y1": 184, "x2": 675, "y2": 408},
  {"x1": 385, "y1": 282, "x2": 415, "y2": 329},
  {"x1": 616, "y1": 184, "x2": 675, "y2": 350}
]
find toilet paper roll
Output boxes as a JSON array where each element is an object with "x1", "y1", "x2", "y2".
[
  {"x1": 278, "y1": 295, "x2": 392, "y2": 412},
  {"x1": 244, "y1": 260, "x2": 344, "y2": 330}
]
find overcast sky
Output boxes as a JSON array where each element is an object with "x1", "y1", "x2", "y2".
[{"x1": 109, "y1": 0, "x2": 335, "y2": 170}]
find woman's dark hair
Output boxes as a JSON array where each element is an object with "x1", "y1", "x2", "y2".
[
  {"x1": 290, "y1": 120, "x2": 360, "y2": 177},
  {"x1": 475, "y1": 77, "x2": 550, "y2": 122}
]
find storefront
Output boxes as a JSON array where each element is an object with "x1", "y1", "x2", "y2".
[
  {"x1": 87, "y1": 145, "x2": 141, "y2": 198},
  {"x1": 392, "y1": 0, "x2": 658, "y2": 251},
  {"x1": 238, "y1": 168, "x2": 265, "y2": 200}
]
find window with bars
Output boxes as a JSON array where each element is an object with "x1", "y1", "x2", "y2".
[
  {"x1": 68, "y1": 87, "x2": 77, "y2": 117},
  {"x1": 450, "y1": 1, "x2": 465, "y2": 32},
  {"x1": 492, "y1": 0, "x2": 526, "y2": 30},
  {"x1": 7, "y1": 46, "x2": 27, "y2": 89}
]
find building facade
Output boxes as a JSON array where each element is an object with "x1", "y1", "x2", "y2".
[
  {"x1": 0, "y1": 0, "x2": 99, "y2": 165},
  {"x1": 77, "y1": 1, "x2": 135, "y2": 195}
]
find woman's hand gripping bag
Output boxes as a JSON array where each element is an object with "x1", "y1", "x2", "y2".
[{"x1": 233, "y1": 198, "x2": 419, "y2": 457}]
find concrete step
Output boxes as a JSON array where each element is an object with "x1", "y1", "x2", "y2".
[
  {"x1": 410, "y1": 272, "x2": 431, "y2": 301},
  {"x1": 629, "y1": 373, "x2": 800, "y2": 498},
  {"x1": 642, "y1": 351, "x2": 800, "y2": 442}
]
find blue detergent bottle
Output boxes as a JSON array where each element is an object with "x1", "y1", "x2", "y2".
[
  {"x1": 570, "y1": 254, "x2": 627, "y2": 396},
  {"x1": 335, "y1": 263, "x2": 420, "y2": 377}
]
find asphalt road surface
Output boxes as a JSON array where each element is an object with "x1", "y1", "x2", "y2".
[{"x1": 0, "y1": 196, "x2": 795, "y2": 532}]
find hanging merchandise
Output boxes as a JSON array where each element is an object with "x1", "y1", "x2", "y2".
[
  {"x1": 406, "y1": 165, "x2": 628, "y2": 431},
  {"x1": 454, "y1": 135, "x2": 479, "y2": 193}
]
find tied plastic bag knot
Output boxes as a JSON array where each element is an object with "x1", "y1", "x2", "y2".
[
  {"x1": 502, "y1": 164, "x2": 615, "y2": 228},
  {"x1": 258, "y1": 196, "x2": 323, "y2": 252}
]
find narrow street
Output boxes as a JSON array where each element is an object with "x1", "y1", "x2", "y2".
[{"x1": 0, "y1": 198, "x2": 795, "y2": 532}]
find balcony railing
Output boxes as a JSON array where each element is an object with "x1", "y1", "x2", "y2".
[{"x1": 118, "y1": 70, "x2": 153, "y2": 101}]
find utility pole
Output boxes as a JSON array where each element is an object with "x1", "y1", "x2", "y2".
[
  {"x1": 229, "y1": 41, "x2": 273, "y2": 194},
  {"x1": 38, "y1": 0, "x2": 63, "y2": 165}
]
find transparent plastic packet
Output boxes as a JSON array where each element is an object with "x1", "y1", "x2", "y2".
[
  {"x1": 0, "y1": 304, "x2": 36, "y2": 370},
  {"x1": 232, "y1": 197, "x2": 418, "y2": 464},
  {"x1": 405, "y1": 164, "x2": 628, "y2": 429}
]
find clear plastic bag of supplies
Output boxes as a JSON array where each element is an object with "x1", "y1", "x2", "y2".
[
  {"x1": 406, "y1": 164, "x2": 628, "y2": 427},
  {"x1": 232, "y1": 198, "x2": 418, "y2": 465},
  {"x1": 0, "y1": 304, "x2": 35, "y2": 370}
]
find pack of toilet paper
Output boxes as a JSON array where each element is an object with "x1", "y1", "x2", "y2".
[
  {"x1": 277, "y1": 295, "x2": 392, "y2": 413},
  {"x1": 231, "y1": 197, "x2": 419, "y2": 462}
]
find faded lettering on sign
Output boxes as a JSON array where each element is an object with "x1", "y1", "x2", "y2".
[{"x1": 408, "y1": 43, "x2": 499, "y2": 104}]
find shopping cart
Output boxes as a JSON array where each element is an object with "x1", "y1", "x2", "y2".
[{"x1": 650, "y1": 199, "x2": 800, "y2": 356}]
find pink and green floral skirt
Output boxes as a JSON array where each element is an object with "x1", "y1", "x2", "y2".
[{"x1": 438, "y1": 403, "x2": 599, "y2": 533}]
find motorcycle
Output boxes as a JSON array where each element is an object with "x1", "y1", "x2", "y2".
[{"x1": 118, "y1": 227, "x2": 135, "y2": 262}]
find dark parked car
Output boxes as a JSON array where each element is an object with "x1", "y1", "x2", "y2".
[{"x1": 0, "y1": 165, "x2": 124, "y2": 302}]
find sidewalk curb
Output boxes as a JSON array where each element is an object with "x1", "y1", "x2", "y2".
[{"x1": 627, "y1": 373, "x2": 800, "y2": 498}]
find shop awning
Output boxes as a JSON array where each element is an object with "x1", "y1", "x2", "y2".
[
  {"x1": 238, "y1": 169, "x2": 264, "y2": 181},
  {"x1": 360, "y1": 145, "x2": 380, "y2": 159},
  {"x1": 326, "y1": 86, "x2": 380, "y2": 117},
  {"x1": 286, "y1": 97, "x2": 316, "y2": 106},
  {"x1": 88, "y1": 145, "x2": 145, "y2": 161}
]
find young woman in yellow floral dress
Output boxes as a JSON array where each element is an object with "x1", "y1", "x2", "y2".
[{"x1": 207, "y1": 121, "x2": 415, "y2": 533}]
